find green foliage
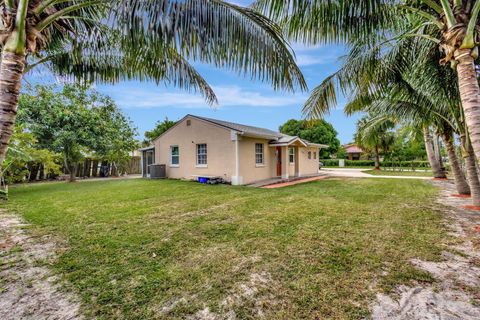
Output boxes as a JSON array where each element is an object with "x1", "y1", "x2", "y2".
[
  {"x1": 279, "y1": 119, "x2": 340, "y2": 157},
  {"x1": 385, "y1": 127, "x2": 427, "y2": 161},
  {"x1": 144, "y1": 118, "x2": 177, "y2": 143},
  {"x1": 19, "y1": 1, "x2": 306, "y2": 104},
  {"x1": 17, "y1": 84, "x2": 137, "y2": 179},
  {"x1": 320, "y1": 159, "x2": 431, "y2": 169},
  {"x1": 2, "y1": 126, "x2": 61, "y2": 184},
  {"x1": 335, "y1": 146, "x2": 347, "y2": 159}
]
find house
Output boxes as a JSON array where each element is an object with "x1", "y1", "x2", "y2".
[
  {"x1": 343, "y1": 143, "x2": 364, "y2": 160},
  {"x1": 141, "y1": 115, "x2": 328, "y2": 185}
]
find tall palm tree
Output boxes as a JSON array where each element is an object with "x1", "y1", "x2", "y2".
[
  {"x1": 256, "y1": 0, "x2": 480, "y2": 163},
  {"x1": 354, "y1": 114, "x2": 395, "y2": 170},
  {"x1": 344, "y1": 59, "x2": 480, "y2": 200},
  {"x1": 0, "y1": 0, "x2": 306, "y2": 165}
]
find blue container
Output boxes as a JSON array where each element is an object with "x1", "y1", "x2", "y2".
[{"x1": 198, "y1": 177, "x2": 208, "y2": 184}]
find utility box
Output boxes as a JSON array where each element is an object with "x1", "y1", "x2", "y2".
[
  {"x1": 149, "y1": 164, "x2": 166, "y2": 179},
  {"x1": 339, "y1": 159, "x2": 345, "y2": 167}
]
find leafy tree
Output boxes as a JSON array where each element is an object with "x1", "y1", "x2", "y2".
[
  {"x1": 144, "y1": 118, "x2": 177, "y2": 144},
  {"x1": 279, "y1": 119, "x2": 340, "y2": 158},
  {"x1": 17, "y1": 84, "x2": 137, "y2": 181},
  {"x1": 385, "y1": 126, "x2": 427, "y2": 162},
  {"x1": 1, "y1": 125, "x2": 61, "y2": 187},
  {"x1": 0, "y1": 0, "x2": 306, "y2": 167}
]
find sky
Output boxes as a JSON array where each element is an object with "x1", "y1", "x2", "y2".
[{"x1": 26, "y1": 0, "x2": 360, "y2": 144}]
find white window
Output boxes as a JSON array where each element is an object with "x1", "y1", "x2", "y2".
[
  {"x1": 255, "y1": 143, "x2": 264, "y2": 165},
  {"x1": 289, "y1": 147, "x2": 295, "y2": 163},
  {"x1": 170, "y1": 146, "x2": 179, "y2": 166},
  {"x1": 196, "y1": 144, "x2": 207, "y2": 166},
  {"x1": 308, "y1": 151, "x2": 312, "y2": 159}
]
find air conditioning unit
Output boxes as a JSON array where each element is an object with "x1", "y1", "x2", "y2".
[{"x1": 149, "y1": 164, "x2": 166, "y2": 179}]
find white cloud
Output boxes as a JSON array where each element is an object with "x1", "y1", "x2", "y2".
[
  {"x1": 107, "y1": 85, "x2": 306, "y2": 110},
  {"x1": 295, "y1": 54, "x2": 338, "y2": 66}
]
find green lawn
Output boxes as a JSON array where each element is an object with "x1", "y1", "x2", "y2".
[
  {"x1": 364, "y1": 170, "x2": 433, "y2": 177},
  {"x1": 2, "y1": 178, "x2": 447, "y2": 319}
]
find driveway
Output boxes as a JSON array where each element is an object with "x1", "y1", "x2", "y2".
[{"x1": 320, "y1": 168, "x2": 432, "y2": 180}]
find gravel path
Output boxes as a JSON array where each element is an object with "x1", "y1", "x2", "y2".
[
  {"x1": 372, "y1": 179, "x2": 480, "y2": 319},
  {"x1": 0, "y1": 211, "x2": 82, "y2": 320}
]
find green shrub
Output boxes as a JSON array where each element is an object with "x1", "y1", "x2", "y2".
[{"x1": 320, "y1": 159, "x2": 432, "y2": 169}]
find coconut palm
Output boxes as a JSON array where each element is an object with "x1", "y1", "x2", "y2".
[
  {"x1": 256, "y1": 0, "x2": 480, "y2": 163},
  {"x1": 354, "y1": 114, "x2": 395, "y2": 170},
  {"x1": 0, "y1": 0, "x2": 306, "y2": 165},
  {"x1": 344, "y1": 59, "x2": 480, "y2": 201}
]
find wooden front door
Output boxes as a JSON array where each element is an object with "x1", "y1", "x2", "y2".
[{"x1": 276, "y1": 147, "x2": 282, "y2": 176}]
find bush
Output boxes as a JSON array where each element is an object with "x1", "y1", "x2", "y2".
[{"x1": 320, "y1": 159, "x2": 432, "y2": 169}]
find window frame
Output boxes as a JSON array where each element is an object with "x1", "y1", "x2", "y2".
[
  {"x1": 289, "y1": 147, "x2": 295, "y2": 164},
  {"x1": 255, "y1": 143, "x2": 264, "y2": 166},
  {"x1": 196, "y1": 143, "x2": 208, "y2": 167},
  {"x1": 170, "y1": 145, "x2": 179, "y2": 167}
]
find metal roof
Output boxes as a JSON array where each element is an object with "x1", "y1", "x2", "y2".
[{"x1": 191, "y1": 115, "x2": 286, "y2": 139}]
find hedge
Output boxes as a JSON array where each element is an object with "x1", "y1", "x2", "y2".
[{"x1": 320, "y1": 159, "x2": 432, "y2": 168}]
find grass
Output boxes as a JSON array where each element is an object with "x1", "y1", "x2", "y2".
[
  {"x1": 2, "y1": 178, "x2": 447, "y2": 319},
  {"x1": 364, "y1": 170, "x2": 433, "y2": 177}
]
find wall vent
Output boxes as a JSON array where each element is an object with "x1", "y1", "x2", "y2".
[{"x1": 186, "y1": 120, "x2": 191, "y2": 126}]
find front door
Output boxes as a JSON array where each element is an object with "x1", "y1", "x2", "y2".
[{"x1": 276, "y1": 147, "x2": 282, "y2": 176}]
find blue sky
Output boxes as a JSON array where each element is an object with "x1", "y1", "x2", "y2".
[{"x1": 27, "y1": 0, "x2": 360, "y2": 144}]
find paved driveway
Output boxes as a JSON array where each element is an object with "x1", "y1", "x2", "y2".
[{"x1": 320, "y1": 168, "x2": 432, "y2": 180}]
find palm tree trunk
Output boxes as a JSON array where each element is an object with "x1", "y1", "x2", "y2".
[
  {"x1": 374, "y1": 145, "x2": 381, "y2": 170},
  {"x1": 423, "y1": 126, "x2": 447, "y2": 178},
  {"x1": 460, "y1": 133, "x2": 480, "y2": 206},
  {"x1": 433, "y1": 130, "x2": 444, "y2": 169},
  {"x1": 0, "y1": 52, "x2": 26, "y2": 165},
  {"x1": 455, "y1": 49, "x2": 480, "y2": 164},
  {"x1": 465, "y1": 144, "x2": 480, "y2": 206},
  {"x1": 442, "y1": 132, "x2": 470, "y2": 195}
]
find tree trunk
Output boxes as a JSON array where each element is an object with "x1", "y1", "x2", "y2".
[
  {"x1": 69, "y1": 163, "x2": 77, "y2": 182},
  {"x1": 455, "y1": 48, "x2": 480, "y2": 164},
  {"x1": 433, "y1": 130, "x2": 444, "y2": 169},
  {"x1": 374, "y1": 146, "x2": 381, "y2": 170},
  {"x1": 423, "y1": 126, "x2": 447, "y2": 178},
  {"x1": 465, "y1": 144, "x2": 480, "y2": 206},
  {"x1": 460, "y1": 133, "x2": 480, "y2": 206},
  {"x1": 0, "y1": 52, "x2": 26, "y2": 165},
  {"x1": 442, "y1": 132, "x2": 470, "y2": 195}
]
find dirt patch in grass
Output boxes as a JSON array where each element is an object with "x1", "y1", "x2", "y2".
[
  {"x1": 2, "y1": 178, "x2": 450, "y2": 318},
  {"x1": 372, "y1": 180, "x2": 480, "y2": 319},
  {"x1": 0, "y1": 211, "x2": 82, "y2": 320}
]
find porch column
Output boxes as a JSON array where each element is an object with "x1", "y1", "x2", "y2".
[
  {"x1": 281, "y1": 146, "x2": 289, "y2": 179},
  {"x1": 231, "y1": 131, "x2": 243, "y2": 185},
  {"x1": 295, "y1": 146, "x2": 300, "y2": 177}
]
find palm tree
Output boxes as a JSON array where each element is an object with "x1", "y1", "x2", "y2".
[
  {"x1": 344, "y1": 58, "x2": 480, "y2": 199},
  {"x1": 0, "y1": 0, "x2": 306, "y2": 165},
  {"x1": 354, "y1": 114, "x2": 395, "y2": 170},
  {"x1": 256, "y1": 0, "x2": 480, "y2": 163}
]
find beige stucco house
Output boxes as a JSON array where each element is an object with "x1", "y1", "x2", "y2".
[{"x1": 142, "y1": 115, "x2": 328, "y2": 185}]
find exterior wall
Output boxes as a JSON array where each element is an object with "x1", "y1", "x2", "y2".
[
  {"x1": 154, "y1": 117, "x2": 235, "y2": 181},
  {"x1": 237, "y1": 137, "x2": 276, "y2": 185},
  {"x1": 153, "y1": 115, "x2": 322, "y2": 184},
  {"x1": 298, "y1": 147, "x2": 320, "y2": 175}
]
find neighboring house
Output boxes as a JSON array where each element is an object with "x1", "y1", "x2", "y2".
[
  {"x1": 343, "y1": 143, "x2": 364, "y2": 160},
  {"x1": 142, "y1": 114, "x2": 328, "y2": 185}
]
